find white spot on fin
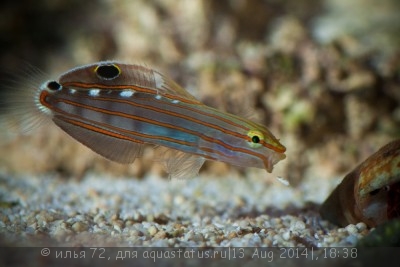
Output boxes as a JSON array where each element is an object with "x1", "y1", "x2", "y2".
[
  {"x1": 89, "y1": 89, "x2": 100, "y2": 96},
  {"x1": 120, "y1": 90, "x2": 135, "y2": 97},
  {"x1": 155, "y1": 95, "x2": 162, "y2": 100},
  {"x1": 171, "y1": 99, "x2": 180, "y2": 104},
  {"x1": 69, "y1": 89, "x2": 77, "y2": 94}
]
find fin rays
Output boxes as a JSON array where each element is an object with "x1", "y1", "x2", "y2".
[
  {"x1": 53, "y1": 116, "x2": 143, "y2": 164},
  {"x1": 156, "y1": 147, "x2": 205, "y2": 179}
]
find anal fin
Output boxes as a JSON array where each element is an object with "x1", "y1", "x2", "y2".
[{"x1": 53, "y1": 116, "x2": 143, "y2": 164}]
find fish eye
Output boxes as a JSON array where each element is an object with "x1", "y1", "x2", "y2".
[
  {"x1": 251, "y1": 135, "x2": 260, "y2": 143},
  {"x1": 95, "y1": 63, "x2": 121, "y2": 80},
  {"x1": 46, "y1": 81, "x2": 62, "y2": 91},
  {"x1": 247, "y1": 130, "x2": 264, "y2": 148}
]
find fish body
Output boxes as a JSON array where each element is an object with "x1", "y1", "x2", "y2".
[
  {"x1": 320, "y1": 140, "x2": 400, "y2": 227},
  {"x1": 6, "y1": 61, "x2": 286, "y2": 178}
]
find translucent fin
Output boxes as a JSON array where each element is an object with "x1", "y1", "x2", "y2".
[
  {"x1": 151, "y1": 71, "x2": 201, "y2": 102},
  {"x1": 122, "y1": 63, "x2": 200, "y2": 101},
  {"x1": 0, "y1": 64, "x2": 51, "y2": 135},
  {"x1": 222, "y1": 87, "x2": 258, "y2": 120},
  {"x1": 53, "y1": 116, "x2": 143, "y2": 164},
  {"x1": 156, "y1": 147, "x2": 205, "y2": 179}
]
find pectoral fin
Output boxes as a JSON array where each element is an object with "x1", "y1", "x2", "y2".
[{"x1": 156, "y1": 147, "x2": 205, "y2": 179}]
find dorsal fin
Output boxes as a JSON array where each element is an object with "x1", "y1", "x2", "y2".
[
  {"x1": 151, "y1": 69, "x2": 200, "y2": 102},
  {"x1": 117, "y1": 63, "x2": 201, "y2": 101}
]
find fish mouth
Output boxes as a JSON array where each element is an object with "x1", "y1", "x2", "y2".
[{"x1": 264, "y1": 152, "x2": 286, "y2": 173}]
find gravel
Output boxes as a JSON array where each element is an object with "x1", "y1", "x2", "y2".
[{"x1": 0, "y1": 172, "x2": 369, "y2": 247}]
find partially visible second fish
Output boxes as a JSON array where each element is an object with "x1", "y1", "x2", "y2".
[
  {"x1": 3, "y1": 61, "x2": 286, "y2": 178},
  {"x1": 321, "y1": 140, "x2": 400, "y2": 227}
]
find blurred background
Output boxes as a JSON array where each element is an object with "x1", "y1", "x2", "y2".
[{"x1": 1, "y1": 0, "x2": 399, "y2": 194}]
